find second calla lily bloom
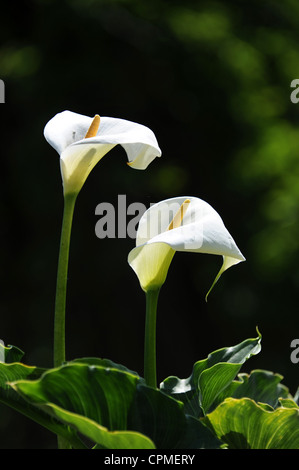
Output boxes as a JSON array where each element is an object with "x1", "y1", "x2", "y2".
[
  {"x1": 44, "y1": 110, "x2": 162, "y2": 195},
  {"x1": 128, "y1": 196, "x2": 245, "y2": 297}
]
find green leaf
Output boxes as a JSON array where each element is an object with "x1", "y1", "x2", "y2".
[
  {"x1": 129, "y1": 383, "x2": 221, "y2": 449},
  {"x1": 0, "y1": 342, "x2": 24, "y2": 363},
  {"x1": 278, "y1": 398, "x2": 299, "y2": 409},
  {"x1": 11, "y1": 362, "x2": 153, "y2": 449},
  {"x1": 214, "y1": 369, "x2": 290, "y2": 409},
  {"x1": 161, "y1": 331, "x2": 262, "y2": 416},
  {"x1": 11, "y1": 363, "x2": 220, "y2": 449},
  {"x1": 34, "y1": 403, "x2": 155, "y2": 449},
  {"x1": 71, "y1": 357, "x2": 142, "y2": 379},
  {"x1": 0, "y1": 361, "x2": 86, "y2": 448},
  {"x1": 203, "y1": 397, "x2": 299, "y2": 449},
  {"x1": 199, "y1": 362, "x2": 241, "y2": 413},
  {"x1": 0, "y1": 362, "x2": 44, "y2": 390}
]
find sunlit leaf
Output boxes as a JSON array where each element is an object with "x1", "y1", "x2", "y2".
[
  {"x1": 161, "y1": 331, "x2": 262, "y2": 416},
  {"x1": 0, "y1": 361, "x2": 85, "y2": 448},
  {"x1": 71, "y1": 357, "x2": 142, "y2": 379},
  {"x1": 214, "y1": 369, "x2": 290, "y2": 409},
  {"x1": 278, "y1": 398, "x2": 299, "y2": 409},
  {"x1": 11, "y1": 363, "x2": 219, "y2": 449},
  {"x1": 203, "y1": 397, "x2": 299, "y2": 449}
]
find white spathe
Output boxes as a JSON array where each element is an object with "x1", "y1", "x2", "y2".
[
  {"x1": 44, "y1": 110, "x2": 162, "y2": 194},
  {"x1": 128, "y1": 196, "x2": 245, "y2": 296}
]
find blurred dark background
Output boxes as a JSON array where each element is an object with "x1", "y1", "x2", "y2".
[{"x1": 1, "y1": 0, "x2": 299, "y2": 448}]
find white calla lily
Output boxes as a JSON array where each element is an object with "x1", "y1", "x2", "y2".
[
  {"x1": 128, "y1": 196, "x2": 245, "y2": 297},
  {"x1": 45, "y1": 110, "x2": 161, "y2": 370},
  {"x1": 44, "y1": 110, "x2": 161, "y2": 195},
  {"x1": 129, "y1": 196, "x2": 245, "y2": 388}
]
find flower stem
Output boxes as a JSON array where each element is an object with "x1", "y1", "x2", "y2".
[
  {"x1": 144, "y1": 288, "x2": 160, "y2": 388},
  {"x1": 54, "y1": 192, "x2": 77, "y2": 368}
]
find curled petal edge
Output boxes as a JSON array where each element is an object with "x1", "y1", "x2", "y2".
[{"x1": 205, "y1": 255, "x2": 245, "y2": 302}]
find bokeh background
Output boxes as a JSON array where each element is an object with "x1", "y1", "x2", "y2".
[{"x1": 1, "y1": 0, "x2": 299, "y2": 448}]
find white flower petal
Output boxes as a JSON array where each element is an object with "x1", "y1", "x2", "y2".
[
  {"x1": 129, "y1": 196, "x2": 245, "y2": 294},
  {"x1": 74, "y1": 116, "x2": 161, "y2": 168},
  {"x1": 205, "y1": 255, "x2": 243, "y2": 301},
  {"x1": 128, "y1": 243, "x2": 175, "y2": 292},
  {"x1": 136, "y1": 196, "x2": 245, "y2": 262},
  {"x1": 44, "y1": 111, "x2": 91, "y2": 154},
  {"x1": 44, "y1": 111, "x2": 162, "y2": 193},
  {"x1": 60, "y1": 142, "x2": 116, "y2": 194},
  {"x1": 44, "y1": 111, "x2": 161, "y2": 163}
]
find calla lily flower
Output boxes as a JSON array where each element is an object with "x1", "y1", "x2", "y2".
[
  {"x1": 128, "y1": 196, "x2": 245, "y2": 297},
  {"x1": 45, "y1": 111, "x2": 161, "y2": 370},
  {"x1": 44, "y1": 110, "x2": 161, "y2": 195},
  {"x1": 129, "y1": 196, "x2": 245, "y2": 388}
]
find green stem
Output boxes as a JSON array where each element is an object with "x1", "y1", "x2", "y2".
[
  {"x1": 54, "y1": 193, "x2": 77, "y2": 368},
  {"x1": 54, "y1": 193, "x2": 77, "y2": 449},
  {"x1": 144, "y1": 288, "x2": 160, "y2": 388}
]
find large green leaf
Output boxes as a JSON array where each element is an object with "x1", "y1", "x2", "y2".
[
  {"x1": 129, "y1": 383, "x2": 221, "y2": 449},
  {"x1": 203, "y1": 397, "x2": 299, "y2": 449},
  {"x1": 71, "y1": 357, "x2": 142, "y2": 379},
  {"x1": 161, "y1": 331, "x2": 262, "y2": 416},
  {"x1": 32, "y1": 403, "x2": 156, "y2": 449},
  {"x1": 214, "y1": 369, "x2": 290, "y2": 409},
  {"x1": 0, "y1": 362, "x2": 45, "y2": 391},
  {"x1": 0, "y1": 360, "x2": 86, "y2": 448},
  {"x1": 11, "y1": 362, "x2": 154, "y2": 449},
  {"x1": 11, "y1": 362, "x2": 220, "y2": 449}
]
